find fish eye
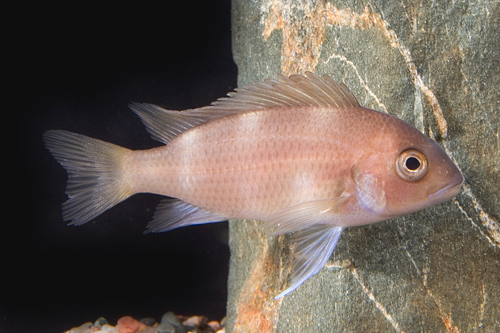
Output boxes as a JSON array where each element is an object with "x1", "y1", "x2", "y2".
[{"x1": 396, "y1": 149, "x2": 428, "y2": 181}]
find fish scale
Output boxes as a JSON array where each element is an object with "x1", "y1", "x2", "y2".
[
  {"x1": 150, "y1": 109, "x2": 344, "y2": 218},
  {"x1": 44, "y1": 72, "x2": 463, "y2": 298}
]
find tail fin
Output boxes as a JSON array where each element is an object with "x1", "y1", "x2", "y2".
[{"x1": 43, "y1": 130, "x2": 133, "y2": 226}]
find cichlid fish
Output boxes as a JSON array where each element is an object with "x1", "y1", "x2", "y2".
[{"x1": 43, "y1": 72, "x2": 463, "y2": 298}]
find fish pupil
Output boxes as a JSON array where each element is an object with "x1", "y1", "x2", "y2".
[{"x1": 405, "y1": 157, "x2": 421, "y2": 170}]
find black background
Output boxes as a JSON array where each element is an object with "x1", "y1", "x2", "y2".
[{"x1": 5, "y1": 2, "x2": 236, "y2": 332}]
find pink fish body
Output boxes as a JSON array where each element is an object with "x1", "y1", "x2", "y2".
[{"x1": 44, "y1": 72, "x2": 463, "y2": 297}]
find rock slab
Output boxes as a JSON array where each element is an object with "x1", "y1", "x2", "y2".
[{"x1": 228, "y1": 0, "x2": 500, "y2": 332}]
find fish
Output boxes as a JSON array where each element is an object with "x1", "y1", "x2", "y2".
[{"x1": 43, "y1": 72, "x2": 464, "y2": 298}]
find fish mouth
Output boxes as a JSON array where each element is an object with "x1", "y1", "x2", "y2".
[{"x1": 429, "y1": 177, "x2": 463, "y2": 201}]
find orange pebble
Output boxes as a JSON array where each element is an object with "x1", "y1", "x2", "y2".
[{"x1": 117, "y1": 316, "x2": 145, "y2": 333}]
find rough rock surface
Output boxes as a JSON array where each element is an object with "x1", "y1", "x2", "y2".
[{"x1": 228, "y1": 0, "x2": 499, "y2": 332}]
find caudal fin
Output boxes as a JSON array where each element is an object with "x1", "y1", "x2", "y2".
[{"x1": 43, "y1": 130, "x2": 133, "y2": 225}]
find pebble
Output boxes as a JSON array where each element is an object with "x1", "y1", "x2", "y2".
[
  {"x1": 139, "y1": 317, "x2": 157, "y2": 327},
  {"x1": 98, "y1": 324, "x2": 119, "y2": 333},
  {"x1": 117, "y1": 316, "x2": 145, "y2": 333},
  {"x1": 161, "y1": 311, "x2": 184, "y2": 327},
  {"x1": 156, "y1": 320, "x2": 175, "y2": 333},
  {"x1": 207, "y1": 321, "x2": 221, "y2": 331},
  {"x1": 183, "y1": 315, "x2": 207, "y2": 327},
  {"x1": 64, "y1": 311, "x2": 224, "y2": 333},
  {"x1": 141, "y1": 328, "x2": 159, "y2": 333},
  {"x1": 94, "y1": 317, "x2": 109, "y2": 328},
  {"x1": 64, "y1": 322, "x2": 92, "y2": 333}
]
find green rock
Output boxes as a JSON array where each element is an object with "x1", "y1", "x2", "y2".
[{"x1": 227, "y1": 0, "x2": 500, "y2": 332}]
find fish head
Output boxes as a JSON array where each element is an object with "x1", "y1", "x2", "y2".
[{"x1": 351, "y1": 115, "x2": 463, "y2": 221}]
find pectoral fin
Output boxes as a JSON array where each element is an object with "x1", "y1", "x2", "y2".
[
  {"x1": 276, "y1": 225, "x2": 343, "y2": 299},
  {"x1": 264, "y1": 197, "x2": 350, "y2": 235}
]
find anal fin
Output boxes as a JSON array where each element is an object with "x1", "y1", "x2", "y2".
[
  {"x1": 145, "y1": 199, "x2": 228, "y2": 233},
  {"x1": 276, "y1": 225, "x2": 343, "y2": 299}
]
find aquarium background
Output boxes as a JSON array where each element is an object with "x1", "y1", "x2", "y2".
[{"x1": 7, "y1": 2, "x2": 236, "y2": 332}]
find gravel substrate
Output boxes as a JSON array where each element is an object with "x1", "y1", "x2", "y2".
[{"x1": 64, "y1": 312, "x2": 225, "y2": 333}]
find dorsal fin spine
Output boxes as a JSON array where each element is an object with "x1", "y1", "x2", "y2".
[{"x1": 130, "y1": 72, "x2": 361, "y2": 143}]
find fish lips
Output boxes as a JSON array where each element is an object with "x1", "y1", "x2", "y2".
[
  {"x1": 385, "y1": 176, "x2": 463, "y2": 218},
  {"x1": 426, "y1": 147, "x2": 464, "y2": 204},
  {"x1": 428, "y1": 175, "x2": 463, "y2": 201}
]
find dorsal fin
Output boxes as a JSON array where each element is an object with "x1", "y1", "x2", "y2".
[
  {"x1": 130, "y1": 72, "x2": 360, "y2": 144},
  {"x1": 129, "y1": 103, "x2": 220, "y2": 144},
  {"x1": 211, "y1": 71, "x2": 360, "y2": 111}
]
